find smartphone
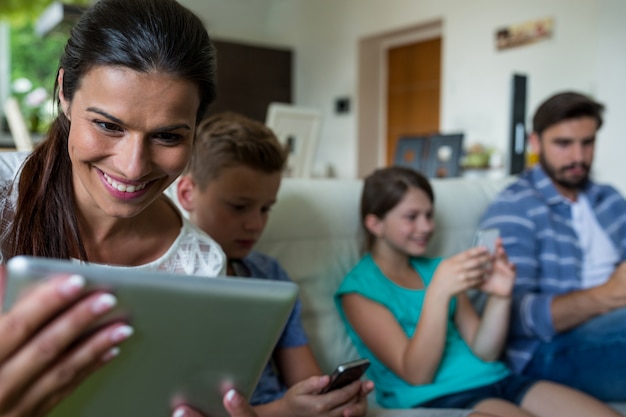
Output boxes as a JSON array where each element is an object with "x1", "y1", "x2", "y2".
[
  {"x1": 319, "y1": 358, "x2": 370, "y2": 394},
  {"x1": 472, "y1": 228, "x2": 499, "y2": 253}
]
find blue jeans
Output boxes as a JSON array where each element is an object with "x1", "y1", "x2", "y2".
[
  {"x1": 523, "y1": 307, "x2": 626, "y2": 401},
  {"x1": 418, "y1": 374, "x2": 537, "y2": 409}
]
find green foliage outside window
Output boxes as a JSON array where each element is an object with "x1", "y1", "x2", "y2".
[
  {"x1": 2, "y1": 0, "x2": 89, "y2": 133},
  {"x1": 1, "y1": 0, "x2": 89, "y2": 21},
  {"x1": 9, "y1": 21, "x2": 67, "y2": 132}
]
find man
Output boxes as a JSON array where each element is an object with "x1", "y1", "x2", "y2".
[{"x1": 480, "y1": 91, "x2": 626, "y2": 401}]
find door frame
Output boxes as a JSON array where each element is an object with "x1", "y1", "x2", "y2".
[{"x1": 357, "y1": 20, "x2": 442, "y2": 178}]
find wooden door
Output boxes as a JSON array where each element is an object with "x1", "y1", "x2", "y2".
[{"x1": 386, "y1": 38, "x2": 441, "y2": 165}]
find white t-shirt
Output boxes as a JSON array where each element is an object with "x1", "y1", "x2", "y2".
[
  {"x1": 0, "y1": 151, "x2": 225, "y2": 276},
  {"x1": 570, "y1": 194, "x2": 619, "y2": 288}
]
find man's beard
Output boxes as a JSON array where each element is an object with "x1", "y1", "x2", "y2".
[{"x1": 539, "y1": 153, "x2": 590, "y2": 190}]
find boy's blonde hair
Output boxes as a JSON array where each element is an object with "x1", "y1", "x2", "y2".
[{"x1": 186, "y1": 112, "x2": 287, "y2": 189}]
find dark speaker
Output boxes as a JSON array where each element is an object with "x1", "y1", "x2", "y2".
[{"x1": 509, "y1": 74, "x2": 528, "y2": 175}]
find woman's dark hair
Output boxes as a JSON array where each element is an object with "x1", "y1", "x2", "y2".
[
  {"x1": 360, "y1": 166, "x2": 434, "y2": 251},
  {"x1": 533, "y1": 91, "x2": 604, "y2": 136},
  {"x1": 5, "y1": 0, "x2": 217, "y2": 260}
]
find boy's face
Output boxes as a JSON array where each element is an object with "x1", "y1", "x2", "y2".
[{"x1": 184, "y1": 165, "x2": 282, "y2": 260}]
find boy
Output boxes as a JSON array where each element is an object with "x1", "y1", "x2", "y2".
[{"x1": 176, "y1": 112, "x2": 373, "y2": 417}]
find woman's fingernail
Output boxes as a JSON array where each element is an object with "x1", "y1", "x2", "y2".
[
  {"x1": 101, "y1": 346, "x2": 120, "y2": 362},
  {"x1": 59, "y1": 274, "x2": 85, "y2": 296},
  {"x1": 173, "y1": 408, "x2": 186, "y2": 417},
  {"x1": 110, "y1": 325, "x2": 134, "y2": 343},
  {"x1": 91, "y1": 293, "x2": 117, "y2": 314},
  {"x1": 225, "y1": 389, "x2": 241, "y2": 405}
]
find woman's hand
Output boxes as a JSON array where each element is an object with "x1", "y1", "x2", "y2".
[
  {"x1": 172, "y1": 389, "x2": 259, "y2": 417},
  {"x1": 430, "y1": 247, "x2": 492, "y2": 299},
  {"x1": 477, "y1": 239, "x2": 515, "y2": 297},
  {"x1": 0, "y1": 268, "x2": 132, "y2": 417}
]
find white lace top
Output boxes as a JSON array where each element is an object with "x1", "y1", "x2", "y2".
[{"x1": 0, "y1": 152, "x2": 225, "y2": 276}]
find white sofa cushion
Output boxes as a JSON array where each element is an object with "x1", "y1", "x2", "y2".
[{"x1": 257, "y1": 178, "x2": 365, "y2": 372}]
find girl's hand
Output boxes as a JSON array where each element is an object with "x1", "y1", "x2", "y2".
[
  {"x1": 477, "y1": 239, "x2": 516, "y2": 297},
  {"x1": 430, "y1": 247, "x2": 492, "y2": 298}
]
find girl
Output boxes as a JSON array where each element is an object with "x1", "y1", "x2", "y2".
[{"x1": 335, "y1": 166, "x2": 619, "y2": 417}]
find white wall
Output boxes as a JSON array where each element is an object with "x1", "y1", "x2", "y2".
[
  {"x1": 178, "y1": 0, "x2": 277, "y2": 45},
  {"x1": 182, "y1": 0, "x2": 626, "y2": 191},
  {"x1": 593, "y1": 0, "x2": 626, "y2": 194},
  {"x1": 441, "y1": 1, "x2": 599, "y2": 152}
]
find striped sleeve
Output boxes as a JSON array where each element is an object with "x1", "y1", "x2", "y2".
[{"x1": 480, "y1": 188, "x2": 556, "y2": 340}]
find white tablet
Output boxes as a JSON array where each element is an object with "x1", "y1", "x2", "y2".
[{"x1": 4, "y1": 255, "x2": 298, "y2": 417}]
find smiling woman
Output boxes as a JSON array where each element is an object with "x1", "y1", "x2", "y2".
[
  {"x1": 0, "y1": 0, "x2": 261, "y2": 416},
  {"x1": 2, "y1": 0, "x2": 220, "y2": 267}
]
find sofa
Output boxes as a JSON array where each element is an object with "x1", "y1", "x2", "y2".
[{"x1": 254, "y1": 175, "x2": 626, "y2": 416}]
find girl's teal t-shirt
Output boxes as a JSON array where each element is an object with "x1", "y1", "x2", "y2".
[{"x1": 335, "y1": 254, "x2": 510, "y2": 409}]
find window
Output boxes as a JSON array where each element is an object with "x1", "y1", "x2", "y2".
[{"x1": 1, "y1": 1, "x2": 84, "y2": 143}]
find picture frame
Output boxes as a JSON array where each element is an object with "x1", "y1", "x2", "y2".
[
  {"x1": 393, "y1": 135, "x2": 429, "y2": 174},
  {"x1": 393, "y1": 133, "x2": 464, "y2": 178},
  {"x1": 496, "y1": 17, "x2": 554, "y2": 51},
  {"x1": 424, "y1": 133, "x2": 464, "y2": 178},
  {"x1": 265, "y1": 102, "x2": 321, "y2": 178}
]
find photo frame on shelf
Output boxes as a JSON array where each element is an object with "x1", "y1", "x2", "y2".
[
  {"x1": 393, "y1": 135, "x2": 429, "y2": 174},
  {"x1": 424, "y1": 133, "x2": 464, "y2": 178},
  {"x1": 392, "y1": 132, "x2": 464, "y2": 179},
  {"x1": 265, "y1": 102, "x2": 321, "y2": 178}
]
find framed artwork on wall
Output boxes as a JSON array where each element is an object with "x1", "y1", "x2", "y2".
[{"x1": 495, "y1": 17, "x2": 554, "y2": 51}]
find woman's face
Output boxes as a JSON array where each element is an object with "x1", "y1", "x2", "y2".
[{"x1": 59, "y1": 66, "x2": 200, "y2": 220}]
